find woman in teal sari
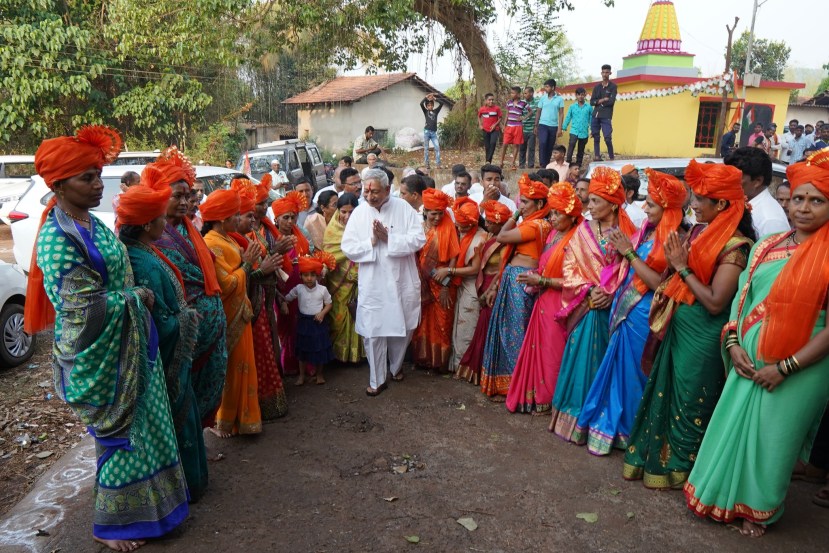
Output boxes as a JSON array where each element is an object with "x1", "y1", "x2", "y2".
[
  {"x1": 25, "y1": 127, "x2": 188, "y2": 551},
  {"x1": 623, "y1": 160, "x2": 755, "y2": 490},
  {"x1": 118, "y1": 180, "x2": 208, "y2": 502},
  {"x1": 146, "y1": 150, "x2": 228, "y2": 429},
  {"x1": 574, "y1": 169, "x2": 687, "y2": 455},
  {"x1": 685, "y1": 152, "x2": 829, "y2": 537}
]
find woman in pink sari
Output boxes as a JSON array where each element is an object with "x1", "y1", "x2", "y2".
[{"x1": 507, "y1": 183, "x2": 583, "y2": 413}]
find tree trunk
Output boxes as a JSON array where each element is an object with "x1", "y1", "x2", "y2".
[{"x1": 411, "y1": 0, "x2": 502, "y2": 103}]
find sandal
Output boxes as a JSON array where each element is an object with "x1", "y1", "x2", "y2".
[
  {"x1": 391, "y1": 372, "x2": 404, "y2": 382},
  {"x1": 365, "y1": 383, "x2": 387, "y2": 397},
  {"x1": 792, "y1": 461, "x2": 827, "y2": 483},
  {"x1": 813, "y1": 484, "x2": 829, "y2": 508}
]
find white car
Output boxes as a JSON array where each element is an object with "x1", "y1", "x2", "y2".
[
  {"x1": 9, "y1": 165, "x2": 252, "y2": 271},
  {"x1": 0, "y1": 261, "x2": 35, "y2": 368},
  {"x1": 0, "y1": 155, "x2": 36, "y2": 225}
]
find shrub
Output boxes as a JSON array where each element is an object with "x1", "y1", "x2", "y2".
[{"x1": 439, "y1": 105, "x2": 482, "y2": 149}]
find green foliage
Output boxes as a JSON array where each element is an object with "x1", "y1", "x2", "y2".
[
  {"x1": 444, "y1": 81, "x2": 477, "y2": 102},
  {"x1": 816, "y1": 62, "x2": 829, "y2": 95},
  {"x1": 439, "y1": 105, "x2": 482, "y2": 149},
  {"x1": 188, "y1": 122, "x2": 246, "y2": 165},
  {"x1": 730, "y1": 31, "x2": 791, "y2": 81}
]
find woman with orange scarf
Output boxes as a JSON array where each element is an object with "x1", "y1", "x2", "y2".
[
  {"x1": 574, "y1": 170, "x2": 687, "y2": 455},
  {"x1": 549, "y1": 167, "x2": 637, "y2": 440},
  {"x1": 118, "y1": 182, "x2": 208, "y2": 501},
  {"x1": 455, "y1": 200, "x2": 512, "y2": 384},
  {"x1": 272, "y1": 191, "x2": 313, "y2": 382},
  {"x1": 446, "y1": 197, "x2": 488, "y2": 372},
  {"x1": 201, "y1": 189, "x2": 264, "y2": 437},
  {"x1": 27, "y1": 128, "x2": 189, "y2": 550},
  {"x1": 247, "y1": 177, "x2": 293, "y2": 418},
  {"x1": 480, "y1": 175, "x2": 552, "y2": 398},
  {"x1": 412, "y1": 188, "x2": 460, "y2": 371},
  {"x1": 685, "y1": 150, "x2": 829, "y2": 537},
  {"x1": 506, "y1": 183, "x2": 582, "y2": 414},
  {"x1": 147, "y1": 149, "x2": 228, "y2": 430},
  {"x1": 623, "y1": 160, "x2": 755, "y2": 490}
]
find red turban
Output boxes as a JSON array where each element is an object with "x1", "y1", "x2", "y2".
[
  {"x1": 297, "y1": 250, "x2": 337, "y2": 275},
  {"x1": 480, "y1": 200, "x2": 512, "y2": 224},
  {"x1": 662, "y1": 159, "x2": 747, "y2": 306},
  {"x1": 422, "y1": 188, "x2": 453, "y2": 211},
  {"x1": 147, "y1": 146, "x2": 196, "y2": 188},
  {"x1": 518, "y1": 173, "x2": 548, "y2": 200},
  {"x1": 588, "y1": 166, "x2": 637, "y2": 236},
  {"x1": 272, "y1": 191, "x2": 308, "y2": 218},
  {"x1": 200, "y1": 189, "x2": 240, "y2": 222},
  {"x1": 117, "y1": 185, "x2": 172, "y2": 226},
  {"x1": 256, "y1": 174, "x2": 272, "y2": 203},
  {"x1": 452, "y1": 197, "x2": 480, "y2": 226},
  {"x1": 757, "y1": 149, "x2": 829, "y2": 361},
  {"x1": 34, "y1": 125, "x2": 122, "y2": 188},
  {"x1": 547, "y1": 182, "x2": 583, "y2": 219},
  {"x1": 26, "y1": 126, "x2": 123, "y2": 333},
  {"x1": 231, "y1": 178, "x2": 257, "y2": 213}
]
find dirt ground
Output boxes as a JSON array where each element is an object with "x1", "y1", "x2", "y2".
[{"x1": 14, "y1": 364, "x2": 827, "y2": 553}]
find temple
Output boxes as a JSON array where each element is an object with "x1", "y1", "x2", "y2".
[{"x1": 618, "y1": 0, "x2": 697, "y2": 79}]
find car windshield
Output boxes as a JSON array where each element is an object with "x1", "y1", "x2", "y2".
[
  {"x1": 39, "y1": 176, "x2": 121, "y2": 212},
  {"x1": 199, "y1": 173, "x2": 239, "y2": 194},
  {"x1": 249, "y1": 152, "x2": 285, "y2": 174},
  {"x1": 110, "y1": 156, "x2": 158, "y2": 166},
  {"x1": 2, "y1": 162, "x2": 35, "y2": 178}
]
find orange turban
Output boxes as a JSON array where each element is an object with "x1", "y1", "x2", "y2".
[
  {"x1": 662, "y1": 159, "x2": 746, "y2": 305},
  {"x1": 631, "y1": 169, "x2": 687, "y2": 294},
  {"x1": 621, "y1": 164, "x2": 637, "y2": 176},
  {"x1": 256, "y1": 174, "x2": 272, "y2": 203},
  {"x1": 272, "y1": 190, "x2": 308, "y2": 218},
  {"x1": 588, "y1": 166, "x2": 637, "y2": 236},
  {"x1": 542, "y1": 183, "x2": 583, "y2": 279},
  {"x1": 452, "y1": 197, "x2": 479, "y2": 226},
  {"x1": 200, "y1": 189, "x2": 240, "y2": 222},
  {"x1": 26, "y1": 126, "x2": 123, "y2": 333},
  {"x1": 34, "y1": 125, "x2": 122, "y2": 188},
  {"x1": 117, "y1": 185, "x2": 172, "y2": 226},
  {"x1": 480, "y1": 200, "x2": 512, "y2": 224},
  {"x1": 422, "y1": 188, "x2": 453, "y2": 211},
  {"x1": 231, "y1": 178, "x2": 257, "y2": 213},
  {"x1": 757, "y1": 149, "x2": 829, "y2": 361},
  {"x1": 547, "y1": 182, "x2": 583, "y2": 218},
  {"x1": 297, "y1": 250, "x2": 337, "y2": 275},
  {"x1": 518, "y1": 173, "x2": 548, "y2": 200},
  {"x1": 148, "y1": 146, "x2": 196, "y2": 188}
]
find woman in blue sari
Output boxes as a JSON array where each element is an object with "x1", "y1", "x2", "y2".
[
  {"x1": 26, "y1": 127, "x2": 188, "y2": 551},
  {"x1": 574, "y1": 169, "x2": 687, "y2": 455}
]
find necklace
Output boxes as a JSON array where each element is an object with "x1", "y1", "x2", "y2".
[
  {"x1": 785, "y1": 231, "x2": 800, "y2": 257},
  {"x1": 596, "y1": 221, "x2": 608, "y2": 247},
  {"x1": 64, "y1": 210, "x2": 91, "y2": 225}
]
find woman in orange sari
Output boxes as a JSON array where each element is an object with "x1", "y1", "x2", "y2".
[
  {"x1": 506, "y1": 183, "x2": 583, "y2": 414},
  {"x1": 412, "y1": 188, "x2": 460, "y2": 371},
  {"x1": 455, "y1": 200, "x2": 512, "y2": 384},
  {"x1": 202, "y1": 189, "x2": 263, "y2": 437},
  {"x1": 272, "y1": 191, "x2": 312, "y2": 382},
  {"x1": 481, "y1": 175, "x2": 552, "y2": 398}
]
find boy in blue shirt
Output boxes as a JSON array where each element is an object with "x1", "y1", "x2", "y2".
[
  {"x1": 562, "y1": 87, "x2": 593, "y2": 166},
  {"x1": 533, "y1": 78, "x2": 565, "y2": 168}
]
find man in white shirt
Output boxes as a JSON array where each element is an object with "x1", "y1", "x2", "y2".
[
  {"x1": 399, "y1": 173, "x2": 427, "y2": 215},
  {"x1": 313, "y1": 171, "x2": 346, "y2": 204},
  {"x1": 575, "y1": 178, "x2": 592, "y2": 221},
  {"x1": 341, "y1": 168, "x2": 426, "y2": 395},
  {"x1": 724, "y1": 147, "x2": 790, "y2": 238},
  {"x1": 621, "y1": 173, "x2": 646, "y2": 228},
  {"x1": 268, "y1": 159, "x2": 289, "y2": 199},
  {"x1": 545, "y1": 145, "x2": 569, "y2": 181},
  {"x1": 360, "y1": 153, "x2": 380, "y2": 179},
  {"x1": 469, "y1": 164, "x2": 516, "y2": 211}
]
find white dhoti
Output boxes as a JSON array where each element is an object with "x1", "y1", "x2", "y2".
[{"x1": 364, "y1": 330, "x2": 414, "y2": 389}]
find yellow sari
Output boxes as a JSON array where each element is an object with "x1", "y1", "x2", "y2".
[
  {"x1": 204, "y1": 230, "x2": 262, "y2": 434},
  {"x1": 323, "y1": 211, "x2": 365, "y2": 362}
]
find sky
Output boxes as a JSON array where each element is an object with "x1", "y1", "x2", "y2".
[{"x1": 402, "y1": 0, "x2": 825, "y2": 87}]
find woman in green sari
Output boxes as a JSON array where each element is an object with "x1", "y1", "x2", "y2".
[
  {"x1": 118, "y1": 181, "x2": 208, "y2": 502},
  {"x1": 323, "y1": 193, "x2": 365, "y2": 363},
  {"x1": 25, "y1": 127, "x2": 188, "y2": 551},
  {"x1": 623, "y1": 160, "x2": 755, "y2": 490},
  {"x1": 685, "y1": 151, "x2": 829, "y2": 537}
]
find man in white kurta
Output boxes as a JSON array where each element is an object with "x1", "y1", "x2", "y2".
[{"x1": 341, "y1": 169, "x2": 426, "y2": 394}]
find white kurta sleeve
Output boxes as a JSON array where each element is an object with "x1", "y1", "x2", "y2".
[
  {"x1": 341, "y1": 209, "x2": 377, "y2": 263},
  {"x1": 386, "y1": 203, "x2": 427, "y2": 257}
]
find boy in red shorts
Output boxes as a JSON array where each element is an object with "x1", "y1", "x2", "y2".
[{"x1": 500, "y1": 86, "x2": 526, "y2": 169}]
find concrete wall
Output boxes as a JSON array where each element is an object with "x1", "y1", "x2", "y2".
[
  {"x1": 783, "y1": 104, "x2": 829, "y2": 127},
  {"x1": 296, "y1": 80, "x2": 451, "y2": 156}
]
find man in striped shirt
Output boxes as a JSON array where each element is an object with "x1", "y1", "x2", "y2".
[{"x1": 499, "y1": 86, "x2": 527, "y2": 169}]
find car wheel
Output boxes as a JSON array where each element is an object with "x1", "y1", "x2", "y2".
[{"x1": 0, "y1": 303, "x2": 36, "y2": 368}]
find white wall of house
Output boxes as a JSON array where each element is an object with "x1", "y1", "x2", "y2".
[
  {"x1": 782, "y1": 104, "x2": 829, "y2": 128},
  {"x1": 296, "y1": 80, "x2": 451, "y2": 156}
]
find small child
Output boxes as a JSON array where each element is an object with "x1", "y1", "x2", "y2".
[{"x1": 282, "y1": 251, "x2": 336, "y2": 385}]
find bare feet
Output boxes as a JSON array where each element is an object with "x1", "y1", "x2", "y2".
[
  {"x1": 315, "y1": 374, "x2": 326, "y2": 385},
  {"x1": 740, "y1": 519, "x2": 765, "y2": 538},
  {"x1": 208, "y1": 427, "x2": 233, "y2": 439},
  {"x1": 487, "y1": 395, "x2": 506, "y2": 403},
  {"x1": 814, "y1": 481, "x2": 829, "y2": 508},
  {"x1": 295, "y1": 376, "x2": 305, "y2": 386},
  {"x1": 94, "y1": 537, "x2": 145, "y2": 551}
]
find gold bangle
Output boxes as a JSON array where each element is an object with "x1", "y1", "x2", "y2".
[{"x1": 790, "y1": 355, "x2": 801, "y2": 372}]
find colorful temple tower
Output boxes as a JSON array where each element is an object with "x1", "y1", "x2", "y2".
[{"x1": 618, "y1": 0, "x2": 697, "y2": 79}]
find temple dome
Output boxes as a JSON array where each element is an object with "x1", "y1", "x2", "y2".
[{"x1": 635, "y1": 1, "x2": 683, "y2": 54}]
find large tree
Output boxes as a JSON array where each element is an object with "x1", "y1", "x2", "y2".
[{"x1": 730, "y1": 31, "x2": 791, "y2": 81}]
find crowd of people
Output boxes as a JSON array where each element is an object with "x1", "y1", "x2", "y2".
[
  {"x1": 722, "y1": 118, "x2": 828, "y2": 161},
  {"x1": 24, "y1": 123, "x2": 829, "y2": 550}
]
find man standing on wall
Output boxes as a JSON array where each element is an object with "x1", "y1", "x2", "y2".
[
  {"x1": 421, "y1": 93, "x2": 444, "y2": 169},
  {"x1": 590, "y1": 64, "x2": 618, "y2": 161},
  {"x1": 534, "y1": 79, "x2": 565, "y2": 168},
  {"x1": 518, "y1": 86, "x2": 538, "y2": 169}
]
